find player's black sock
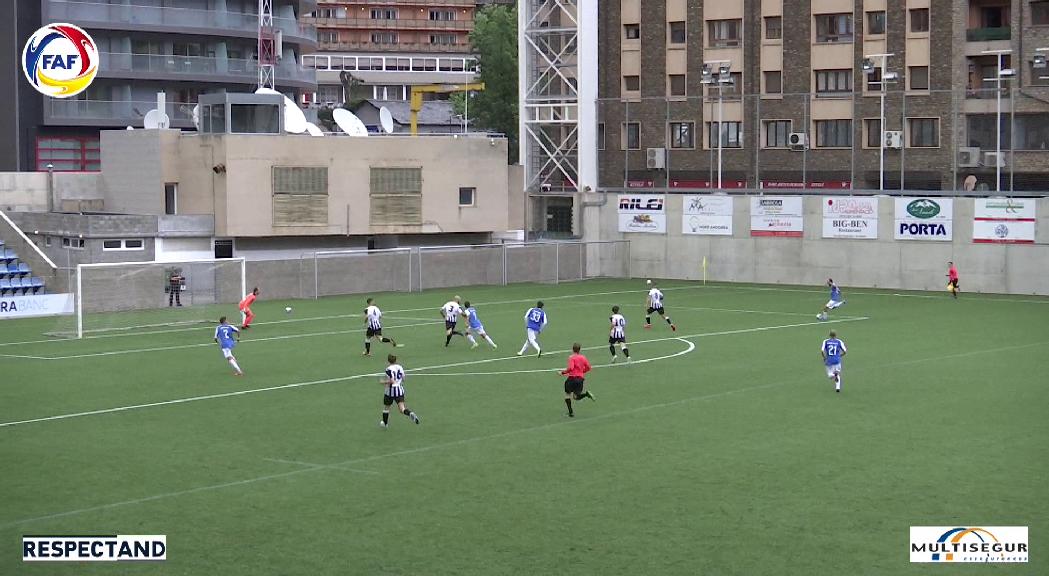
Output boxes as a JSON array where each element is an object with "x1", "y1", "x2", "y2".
[
  {"x1": 579, "y1": 391, "x2": 593, "y2": 400},
  {"x1": 666, "y1": 317, "x2": 673, "y2": 325},
  {"x1": 365, "y1": 341, "x2": 371, "y2": 354},
  {"x1": 645, "y1": 316, "x2": 651, "y2": 324},
  {"x1": 453, "y1": 330, "x2": 464, "y2": 337},
  {"x1": 382, "y1": 411, "x2": 390, "y2": 425},
  {"x1": 609, "y1": 345, "x2": 616, "y2": 356},
  {"x1": 564, "y1": 398, "x2": 573, "y2": 416},
  {"x1": 445, "y1": 334, "x2": 452, "y2": 346},
  {"x1": 402, "y1": 407, "x2": 412, "y2": 416},
  {"x1": 623, "y1": 347, "x2": 630, "y2": 358}
]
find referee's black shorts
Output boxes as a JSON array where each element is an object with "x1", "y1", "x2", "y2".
[{"x1": 564, "y1": 377, "x2": 585, "y2": 396}]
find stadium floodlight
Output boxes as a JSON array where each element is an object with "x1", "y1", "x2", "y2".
[
  {"x1": 700, "y1": 64, "x2": 714, "y2": 84},
  {"x1": 1033, "y1": 54, "x2": 1047, "y2": 69},
  {"x1": 864, "y1": 53, "x2": 895, "y2": 191},
  {"x1": 982, "y1": 49, "x2": 1014, "y2": 193},
  {"x1": 703, "y1": 60, "x2": 732, "y2": 190}
]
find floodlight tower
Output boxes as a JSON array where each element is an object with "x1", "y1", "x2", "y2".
[
  {"x1": 258, "y1": 0, "x2": 277, "y2": 91},
  {"x1": 519, "y1": 0, "x2": 597, "y2": 193}
]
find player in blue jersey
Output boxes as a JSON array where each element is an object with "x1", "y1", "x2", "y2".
[
  {"x1": 818, "y1": 278, "x2": 845, "y2": 321},
  {"x1": 517, "y1": 301, "x2": 547, "y2": 357},
  {"x1": 820, "y1": 330, "x2": 847, "y2": 393},
  {"x1": 213, "y1": 316, "x2": 243, "y2": 376},
  {"x1": 462, "y1": 301, "x2": 497, "y2": 349}
]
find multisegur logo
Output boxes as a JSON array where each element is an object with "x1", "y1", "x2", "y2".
[
  {"x1": 910, "y1": 526, "x2": 1028, "y2": 563},
  {"x1": 22, "y1": 23, "x2": 98, "y2": 98},
  {"x1": 906, "y1": 199, "x2": 940, "y2": 219}
]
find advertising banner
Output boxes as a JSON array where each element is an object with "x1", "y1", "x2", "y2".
[
  {"x1": 618, "y1": 194, "x2": 666, "y2": 234},
  {"x1": 750, "y1": 196, "x2": 804, "y2": 237},
  {"x1": 822, "y1": 196, "x2": 879, "y2": 239},
  {"x1": 973, "y1": 198, "x2": 1036, "y2": 244},
  {"x1": 682, "y1": 195, "x2": 733, "y2": 236},
  {"x1": 894, "y1": 198, "x2": 954, "y2": 241},
  {"x1": 0, "y1": 293, "x2": 74, "y2": 319}
]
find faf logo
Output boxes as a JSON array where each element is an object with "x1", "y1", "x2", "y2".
[
  {"x1": 906, "y1": 199, "x2": 941, "y2": 219},
  {"x1": 910, "y1": 526, "x2": 1028, "y2": 563},
  {"x1": 22, "y1": 23, "x2": 98, "y2": 98}
]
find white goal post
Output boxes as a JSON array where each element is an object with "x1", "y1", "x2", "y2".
[{"x1": 68, "y1": 257, "x2": 246, "y2": 339}]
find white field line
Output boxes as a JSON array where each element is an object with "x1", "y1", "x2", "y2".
[
  {"x1": 261, "y1": 457, "x2": 380, "y2": 476},
  {"x1": 0, "y1": 354, "x2": 51, "y2": 360},
  {"x1": 5, "y1": 337, "x2": 1044, "y2": 529},
  {"x1": 28, "y1": 320, "x2": 443, "y2": 361},
  {"x1": 0, "y1": 284, "x2": 698, "y2": 348},
  {"x1": 574, "y1": 298, "x2": 860, "y2": 319},
  {"x1": 412, "y1": 338, "x2": 695, "y2": 377},
  {"x1": 0, "y1": 317, "x2": 865, "y2": 429}
]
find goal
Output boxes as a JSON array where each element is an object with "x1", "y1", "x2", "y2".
[{"x1": 50, "y1": 258, "x2": 246, "y2": 339}]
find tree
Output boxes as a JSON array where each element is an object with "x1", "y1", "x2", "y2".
[{"x1": 470, "y1": 5, "x2": 518, "y2": 163}]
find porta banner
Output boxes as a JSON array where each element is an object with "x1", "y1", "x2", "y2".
[
  {"x1": 682, "y1": 195, "x2": 733, "y2": 236},
  {"x1": 822, "y1": 196, "x2": 879, "y2": 239},
  {"x1": 750, "y1": 196, "x2": 803, "y2": 237},
  {"x1": 618, "y1": 194, "x2": 666, "y2": 234},
  {"x1": 0, "y1": 293, "x2": 74, "y2": 319},
  {"x1": 973, "y1": 198, "x2": 1036, "y2": 244},
  {"x1": 894, "y1": 198, "x2": 953, "y2": 241}
]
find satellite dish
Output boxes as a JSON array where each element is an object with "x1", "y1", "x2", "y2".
[
  {"x1": 126, "y1": 126, "x2": 134, "y2": 130},
  {"x1": 304, "y1": 122, "x2": 324, "y2": 137},
  {"x1": 143, "y1": 109, "x2": 170, "y2": 129},
  {"x1": 256, "y1": 88, "x2": 308, "y2": 134},
  {"x1": 379, "y1": 106, "x2": 394, "y2": 134},
  {"x1": 332, "y1": 108, "x2": 369, "y2": 137}
]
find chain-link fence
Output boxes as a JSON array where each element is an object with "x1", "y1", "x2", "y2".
[{"x1": 595, "y1": 86, "x2": 1049, "y2": 193}]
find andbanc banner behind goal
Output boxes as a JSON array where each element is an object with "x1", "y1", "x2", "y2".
[{"x1": 48, "y1": 258, "x2": 246, "y2": 339}]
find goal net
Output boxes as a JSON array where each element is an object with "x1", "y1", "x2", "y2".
[
  {"x1": 311, "y1": 248, "x2": 412, "y2": 298},
  {"x1": 49, "y1": 258, "x2": 245, "y2": 339}
]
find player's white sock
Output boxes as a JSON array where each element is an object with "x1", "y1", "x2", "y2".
[
  {"x1": 484, "y1": 335, "x2": 496, "y2": 347},
  {"x1": 834, "y1": 373, "x2": 841, "y2": 391},
  {"x1": 466, "y1": 334, "x2": 477, "y2": 345},
  {"x1": 229, "y1": 358, "x2": 242, "y2": 374},
  {"x1": 518, "y1": 342, "x2": 529, "y2": 355}
]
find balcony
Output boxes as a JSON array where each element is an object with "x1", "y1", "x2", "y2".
[
  {"x1": 321, "y1": 41, "x2": 473, "y2": 54},
  {"x1": 304, "y1": 53, "x2": 477, "y2": 73},
  {"x1": 97, "y1": 52, "x2": 316, "y2": 88},
  {"x1": 43, "y1": 0, "x2": 316, "y2": 46},
  {"x1": 43, "y1": 99, "x2": 197, "y2": 128},
  {"x1": 966, "y1": 27, "x2": 1011, "y2": 41},
  {"x1": 311, "y1": 17, "x2": 472, "y2": 31}
]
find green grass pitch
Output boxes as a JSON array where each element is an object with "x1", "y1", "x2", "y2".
[{"x1": 1, "y1": 279, "x2": 1046, "y2": 575}]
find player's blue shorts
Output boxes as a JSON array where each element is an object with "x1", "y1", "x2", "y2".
[{"x1": 469, "y1": 322, "x2": 483, "y2": 332}]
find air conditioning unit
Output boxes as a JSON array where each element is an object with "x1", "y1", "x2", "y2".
[
  {"x1": 884, "y1": 130, "x2": 903, "y2": 149},
  {"x1": 983, "y1": 151, "x2": 1008, "y2": 167},
  {"x1": 958, "y1": 147, "x2": 981, "y2": 168},
  {"x1": 646, "y1": 147, "x2": 666, "y2": 169},
  {"x1": 788, "y1": 132, "x2": 808, "y2": 149}
]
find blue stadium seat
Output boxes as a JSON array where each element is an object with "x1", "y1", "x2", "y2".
[
  {"x1": 17, "y1": 262, "x2": 30, "y2": 275},
  {"x1": 0, "y1": 278, "x2": 9, "y2": 295},
  {"x1": 6, "y1": 262, "x2": 18, "y2": 274}
]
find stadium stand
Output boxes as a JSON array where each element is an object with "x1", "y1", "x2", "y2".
[{"x1": 0, "y1": 241, "x2": 46, "y2": 296}]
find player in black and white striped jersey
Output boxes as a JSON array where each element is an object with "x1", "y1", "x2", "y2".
[
  {"x1": 363, "y1": 297, "x2": 398, "y2": 356},
  {"x1": 609, "y1": 305, "x2": 630, "y2": 363},
  {"x1": 440, "y1": 296, "x2": 466, "y2": 347},
  {"x1": 380, "y1": 354, "x2": 420, "y2": 428}
]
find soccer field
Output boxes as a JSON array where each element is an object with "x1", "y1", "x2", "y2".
[{"x1": 2, "y1": 278, "x2": 1046, "y2": 575}]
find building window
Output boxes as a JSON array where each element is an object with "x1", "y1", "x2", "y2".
[
  {"x1": 764, "y1": 16, "x2": 782, "y2": 40},
  {"x1": 865, "y1": 67, "x2": 883, "y2": 92},
  {"x1": 624, "y1": 23, "x2": 640, "y2": 40},
  {"x1": 707, "y1": 19, "x2": 741, "y2": 47},
  {"x1": 707, "y1": 73, "x2": 742, "y2": 98},
  {"x1": 668, "y1": 21, "x2": 686, "y2": 44},
  {"x1": 598, "y1": 123, "x2": 605, "y2": 150},
  {"x1": 866, "y1": 11, "x2": 886, "y2": 35},
  {"x1": 707, "y1": 122, "x2": 742, "y2": 149},
  {"x1": 816, "y1": 120, "x2": 852, "y2": 148},
  {"x1": 764, "y1": 71, "x2": 782, "y2": 94},
  {"x1": 317, "y1": 85, "x2": 342, "y2": 104},
  {"x1": 371, "y1": 32, "x2": 398, "y2": 45},
  {"x1": 908, "y1": 118, "x2": 939, "y2": 147},
  {"x1": 1034, "y1": 1, "x2": 1049, "y2": 25},
  {"x1": 909, "y1": 66, "x2": 930, "y2": 91},
  {"x1": 102, "y1": 239, "x2": 145, "y2": 251},
  {"x1": 320, "y1": 31, "x2": 338, "y2": 44},
  {"x1": 815, "y1": 13, "x2": 854, "y2": 43},
  {"x1": 429, "y1": 34, "x2": 457, "y2": 45},
  {"x1": 864, "y1": 118, "x2": 882, "y2": 148},
  {"x1": 164, "y1": 183, "x2": 177, "y2": 215},
  {"x1": 623, "y1": 122, "x2": 641, "y2": 150},
  {"x1": 669, "y1": 122, "x2": 695, "y2": 149},
  {"x1": 668, "y1": 74, "x2": 686, "y2": 97},
  {"x1": 370, "y1": 8, "x2": 397, "y2": 20},
  {"x1": 910, "y1": 8, "x2": 930, "y2": 33},
  {"x1": 62, "y1": 237, "x2": 84, "y2": 250},
  {"x1": 763, "y1": 120, "x2": 791, "y2": 148},
  {"x1": 458, "y1": 187, "x2": 476, "y2": 206},
  {"x1": 44, "y1": 236, "x2": 52, "y2": 247},
  {"x1": 815, "y1": 69, "x2": 852, "y2": 95},
  {"x1": 430, "y1": 9, "x2": 455, "y2": 21},
  {"x1": 623, "y1": 75, "x2": 640, "y2": 92},
  {"x1": 36, "y1": 137, "x2": 100, "y2": 172}
]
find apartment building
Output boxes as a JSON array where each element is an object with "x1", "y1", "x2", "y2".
[
  {"x1": 596, "y1": 0, "x2": 1049, "y2": 191},
  {"x1": 0, "y1": 0, "x2": 317, "y2": 172},
  {"x1": 301, "y1": 0, "x2": 479, "y2": 106}
]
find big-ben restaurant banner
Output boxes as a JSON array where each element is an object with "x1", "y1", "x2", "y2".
[
  {"x1": 618, "y1": 195, "x2": 666, "y2": 234},
  {"x1": 682, "y1": 195, "x2": 733, "y2": 236},
  {"x1": 822, "y1": 196, "x2": 879, "y2": 239},
  {"x1": 894, "y1": 198, "x2": 953, "y2": 241},
  {"x1": 750, "y1": 196, "x2": 803, "y2": 237},
  {"x1": 973, "y1": 198, "x2": 1036, "y2": 244}
]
